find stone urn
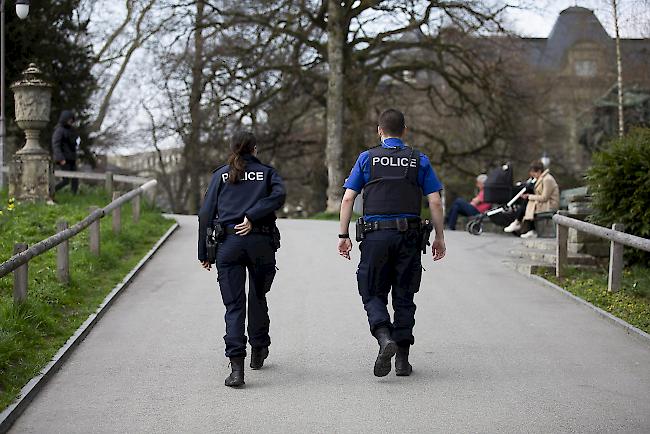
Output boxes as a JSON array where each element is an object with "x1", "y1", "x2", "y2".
[{"x1": 9, "y1": 63, "x2": 54, "y2": 201}]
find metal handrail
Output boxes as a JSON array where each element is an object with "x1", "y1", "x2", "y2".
[{"x1": 0, "y1": 180, "x2": 157, "y2": 278}]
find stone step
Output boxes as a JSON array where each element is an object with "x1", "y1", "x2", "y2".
[
  {"x1": 503, "y1": 260, "x2": 554, "y2": 275},
  {"x1": 509, "y1": 248, "x2": 599, "y2": 266},
  {"x1": 522, "y1": 239, "x2": 556, "y2": 251}
]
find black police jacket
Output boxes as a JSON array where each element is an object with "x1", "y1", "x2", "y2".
[{"x1": 197, "y1": 155, "x2": 286, "y2": 261}]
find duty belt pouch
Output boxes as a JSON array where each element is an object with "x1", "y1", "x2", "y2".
[
  {"x1": 206, "y1": 227, "x2": 218, "y2": 264},
  {"x1": 420, "y1": 219, "x2": 434, "y2": 254},
  {"x1": 271, "y1": 226, "x2": 281, "y2": 251},
  {"x1": 356, "y1": 217, "x2": 366, "y2": 242}
]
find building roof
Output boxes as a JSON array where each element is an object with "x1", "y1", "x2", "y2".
[{"x1": 538, "y1": 6, "x2": 613, "y2": 69}]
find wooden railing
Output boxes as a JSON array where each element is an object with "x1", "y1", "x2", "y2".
[
  {"x1": 0, "y1": 167, "x2": 150, "y2": 196},
  {"x1": 554, "y1": 213, "x2": 650, "y2": 292},
  {"x1": 0, "y1": 180, "x2": 158, "y2": 304}
]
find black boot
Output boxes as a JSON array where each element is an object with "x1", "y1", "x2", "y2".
[
  {"x1": 225, "y1": 356, "x2": 245, "y2": 387},
  {"x1": 395, "y1": 346, "x2": 413, "y2": 376},
  {"x1": 373, "y1": 327, "x2": 397, "y2": 377},
  {"x1": 250, "y1": 347, "x2": 269, "y2": 370}
]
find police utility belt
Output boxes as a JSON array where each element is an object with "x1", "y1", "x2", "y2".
[
  {"x1": 205, "y1": 222, "x2": 281, "y2": 264},
  {"x1": 356, "y1": 217, "x2": 434, "y2": 254}
]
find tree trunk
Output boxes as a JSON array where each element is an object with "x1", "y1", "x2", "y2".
[
  {"x1": 186, "y1": 0, "x2": 205, "y2": 213},
  {"x1": 612, "y1": 0, "x2": 625, "y2": 137},
  {"x1": 325, "y1": 0, "x2": 345, "y2": 213}
]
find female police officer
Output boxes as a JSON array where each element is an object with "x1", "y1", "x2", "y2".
[{"x1": 198, "y1": 131, "x2": 286, "y2": 387}]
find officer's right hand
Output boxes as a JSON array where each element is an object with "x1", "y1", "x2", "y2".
[
  {"x1": 200, "y1": 260, "x2": 212, "y2": 271},
  {"x1": 338, "y1": 238, "x2": 352, "y2": 260}
]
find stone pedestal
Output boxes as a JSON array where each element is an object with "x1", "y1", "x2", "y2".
[
  {"x1": 565, "y1": 193, "x2": 609, "y2": 258},
  {"x1": 9, "y1": 141, "x2": 53, "y2": 200},
  {"x1": 9, "y1": 64, "x2": 53, "y2": 201}
]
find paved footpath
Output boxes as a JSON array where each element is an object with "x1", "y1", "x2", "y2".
[{"x1": 9, "y1": 216, "x2": 650, "y2": 433}]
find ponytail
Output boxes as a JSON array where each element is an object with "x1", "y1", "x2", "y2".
[{"x1": 227, "y1": 131, "x2": 257, "y2": 184}]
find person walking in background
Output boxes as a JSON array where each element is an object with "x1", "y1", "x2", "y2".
[
  {"x1": 504, "y1": 160, "x2": 560, "y2": 238},
  {"x1": 445, "y1": 174, "x2": 491, "y2": 230},
  {"x1": 52, "y1": 110, "x2": 80, "y2": 195}
]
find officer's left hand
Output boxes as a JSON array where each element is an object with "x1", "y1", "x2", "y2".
[
  {"x1": 200, "y1": 260, "x2": 212, "y2": 270},
  {"x1": 432, "y1": 238, "x2": 446, "y2": 261},
  {"x1": 234, "y1": 216, "x2": 252, "y2": 236}
]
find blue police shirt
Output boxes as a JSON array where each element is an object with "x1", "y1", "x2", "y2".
[{"x1": 343, "y1": 138, "x2": 443, "y2": 222}]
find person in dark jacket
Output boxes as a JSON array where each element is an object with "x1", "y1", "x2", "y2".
[
  {"x1": 198, "y1": 131, "x2": 286, "y2": 388},
  {"x1": 52, "y1": 110, "x2": 80, "y2": 194}
]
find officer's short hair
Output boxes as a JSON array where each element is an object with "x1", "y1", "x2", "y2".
[{"x1": 378, "y1": 109, "x2": 406, "y2": 136}]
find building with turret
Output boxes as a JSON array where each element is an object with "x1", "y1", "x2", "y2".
[{"x1": 516, "y1": 6, "x2": 650, "y2": 174}]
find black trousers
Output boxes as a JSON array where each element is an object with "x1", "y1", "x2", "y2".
[
  {"x1": 356, "y1": 229, "x2": 422, "y2": 346},
  {"x1": 55, "y1": 160, "x2": 79, "y2": 194},
  {"x1": 216, "y1": 233, "x2": 277, "y2": 358}
]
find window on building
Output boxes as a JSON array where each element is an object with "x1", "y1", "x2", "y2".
[{"x1": 575, "y1": 60, "x2": 597, "y2": 77}]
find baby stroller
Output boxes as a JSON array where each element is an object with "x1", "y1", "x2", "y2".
[{"x1": 465, "y1": 163, "x2": 534, "y2": 236}]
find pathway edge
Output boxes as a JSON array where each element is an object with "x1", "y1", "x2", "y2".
[
  {"x1": 0, "y1": 221, "x2": 180, "y2": 434},
  {"x1": 529, "y1": 274, "x2": 650, "y2": 348}
]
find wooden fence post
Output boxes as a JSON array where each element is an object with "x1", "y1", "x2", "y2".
[
  {"x1": 89, "y1": 206, "x2": 101, "y2": 255},
  {"x1": 57, "y1": 220, "x2": 70, "y2": 284},
  {"x1": 608, "y1": 223, "x2": 625, "y2": 292},
  {"x1": 132, "y1": 194, "x2": 141, "y2": 223},
  {"x1": 13, "y1": 243, "x2": 28, "y2": 305},
  {"x1": 112, "y1": 191, "x2": 122, "y2": 234},
  {"x1": 105, "y1": 171, "x2": 114, "y2": 196},
  {"x1": 556, "y1": 224, "x2": 568, "y2": 278}
]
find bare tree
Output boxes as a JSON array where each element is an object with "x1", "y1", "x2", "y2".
[
  {"x1": 217, "y1": 0, "x2": 514, "y2": 211},
  {"x1": 611, "y1": 0, "x2": 625, "y2": 137}
]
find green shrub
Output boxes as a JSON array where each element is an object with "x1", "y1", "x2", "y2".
[{"x1": 586, "y1": 128, "x2": 650, "y2": 264}]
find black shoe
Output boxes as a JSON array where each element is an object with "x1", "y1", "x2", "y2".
[
  {"x1": 250, "y1": 347, "x2": 269, "y2": 370},
  {"x1": 225, "y1": 356, "x2": 245, "y2": 387},
  {"x1": 395, "y1": 346, "x2": 413, "y2": 376},
  {"x1": 373, "y1": 327, "x2": 397, "y2": 377}
]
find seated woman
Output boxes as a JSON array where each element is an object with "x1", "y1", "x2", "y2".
[
  {"x1": 446, "y1": 174, "x2": 491, "y2": 230},
  {"x1": 504, "y1": 160, "x2": 559, "y2": 238}
]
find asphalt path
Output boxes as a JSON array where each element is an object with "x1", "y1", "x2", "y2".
[{"x1": 9, "y1": 216, "x2": 650, "y2": 433}]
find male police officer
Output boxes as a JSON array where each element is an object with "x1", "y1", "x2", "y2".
[{"x1": 338, "y1": 109, "x2": 446, "y2": 377}]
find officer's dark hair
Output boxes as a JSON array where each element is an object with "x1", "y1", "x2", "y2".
[
  {"x1": 529, "y1": 160, "x2": 545, "y2": 173},
  {"x1": 378, "y1": 109, "x2": 406, "y2": 136},
  {"x1": 228, "y1": 131, "x2": 257, "y2": 184}
]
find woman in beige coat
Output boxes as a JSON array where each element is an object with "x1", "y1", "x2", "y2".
[{"x1": 504, "y1": 160, "x2": 560, "y2": 238}]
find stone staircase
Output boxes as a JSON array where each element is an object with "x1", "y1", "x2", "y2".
[{"x1": 505, "y1": 238, "x2": 603, "y2": 275}]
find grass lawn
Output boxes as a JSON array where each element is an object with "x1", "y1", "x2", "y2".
[
  {"x1": 539, "y1": 265, "x2": 650, "y2": 334},
  {"x1": 0, "y1": 187, "x2": 173, "y2": 411}
]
